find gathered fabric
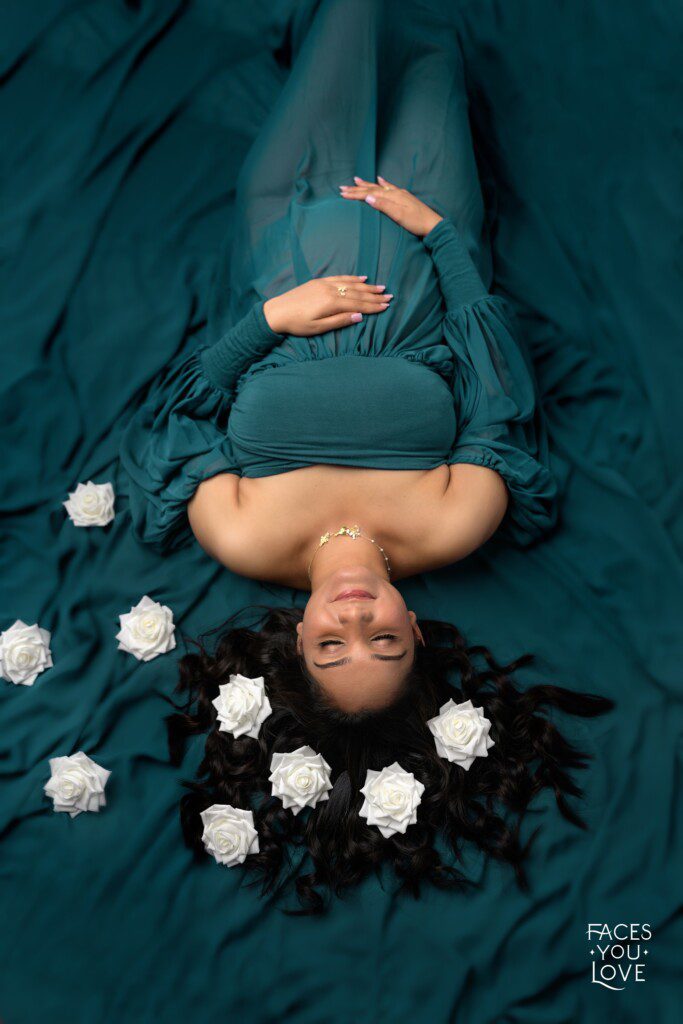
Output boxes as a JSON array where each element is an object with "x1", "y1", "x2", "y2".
[
  {"x1": 120, "y1": 0, "x2": 560, "y2": 553},
  {"x1": 5, "y1": 1, "x2": 681, "y2": 1020}
]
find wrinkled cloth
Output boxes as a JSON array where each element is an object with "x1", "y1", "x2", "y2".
[
  {"x1": 1, "y1": 1, "x2": 682, "y2": 1023},
  {"x1": 120, "y1": 2, "x2": 559, "y2": 552}
]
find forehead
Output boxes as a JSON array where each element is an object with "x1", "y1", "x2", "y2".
[{"x1": 307, "y1": 654, "x2": 411, "y2": 712}]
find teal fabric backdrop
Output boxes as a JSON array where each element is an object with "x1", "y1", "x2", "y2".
[{"x1": 1, "y1": 1, "x2": 681, "y2": 1021}]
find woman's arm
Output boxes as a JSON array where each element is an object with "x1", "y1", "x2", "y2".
[
  {"x1": 438, "y1": 463, "x2": 509, "y2": 561},
  {"x1": 342, "y1": 177, "x2": 560, "y2": 546},
  {"x1": 340, "y1": 175, "x2": 487, "y2": 310},
  {"x1": 204, "y1": 278, "x2": 391, "y2": 390},
  {"x1": 186, "y1": 473, "x2": 241, "y2": 561},
  {"x1": 120, "y1": 273, "x2": 393, "y2": 553}
]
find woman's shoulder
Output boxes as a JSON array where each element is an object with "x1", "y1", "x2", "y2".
[
  {"x1": 187, "y1": 472, "x2": 310, "y2": 584},
  {"x1": 436, "y1": 463, "x2": 509, "y2": 558},
  {"x1": 390, "y1": 464, "x2": 508, "y2": 575},
  {"x1": 186, "y1": 463, "x2": 508, "y2": 583},
  {"x1": 187, "y1": 473, "x2": 242, "y2": 562}
]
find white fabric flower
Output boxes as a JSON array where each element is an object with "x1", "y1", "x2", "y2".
[
  {"x1": 359, "y1": 762, "x2": 425, "y2": 838},
  {"x1": 201, "y1": 804, "x2": 259, "y2": 866},
  {"x1": 269, "y1": 745, "x2": 333, "y2": 815},
  {"x1": 212, "y1": 674, "x2": 272, "y2": 739},
  {"x1": 63, "y1": 480, "x2": 115, "y2": 527},
  {"x1": 427, "y1": 698, "x2": 495, "y2": 770},
  {"x1": 116, "y1": 595, "x2": 176, "y2": 662},
  {"x1": 44, "y1": 752, "x2": 110, "y2": 817},
  {"x1": 0, "y1": 620, "x2": 53, "y2": 686}
]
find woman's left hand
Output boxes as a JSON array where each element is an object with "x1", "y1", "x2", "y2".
[{"x1": 339, "y1": 176, "x2": 443, "y2": 237}]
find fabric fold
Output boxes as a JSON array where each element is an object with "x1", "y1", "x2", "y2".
[
  {"x1": 424, "y1": 218, "x2": 559, "y2": 543},
  {"x1": 120, "y1": 300, "x2": 285, "y2": 551},
  {"x1": 447, "y1": 298, "x2": 560, "y2": 543},
  {"x1": 120, "y1": 349, "x2": 238, "y2": 551}
]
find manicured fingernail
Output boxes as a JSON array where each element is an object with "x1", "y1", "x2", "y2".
[
  {"x1": 385, "y1": 293, "x2": 394, "y2": 299},
  {"x1": 354, "y1": 175, "x2": 362, "y2": 183},
  {"x1": 365, "y1": 195, "x2": 377, "y2": 205},
  {"x1": 351, "y1": 312, "x2": 363, "y2": 322},
  {"x1": 379, "y1": 302, "x2": 389, "y2": 310},
  {"x1": 339, "y1": 184, "x2": 349, "y2": 189},
  {"x1": 358, "y1": 275, "x2": 368, "y2": 280},
  {"x1": 375, "y1": 285, "x2": 386, "y2": 292}
]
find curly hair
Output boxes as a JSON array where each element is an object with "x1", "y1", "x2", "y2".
[{"x1": 167, "y1": 605, "x2": 614, "y2": 914}]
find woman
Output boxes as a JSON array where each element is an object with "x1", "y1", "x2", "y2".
[{"x1": 120, "y1": 0, "x2": 612, "y2": 912}]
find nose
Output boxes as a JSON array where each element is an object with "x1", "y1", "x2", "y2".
[{"x1": 336, "y1": 603, "x2": 374, "y2": 624}]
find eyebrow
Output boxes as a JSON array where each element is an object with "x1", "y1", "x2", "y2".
[{"x1": 313, "y1": 651, "x2": 408, "y2": 669}]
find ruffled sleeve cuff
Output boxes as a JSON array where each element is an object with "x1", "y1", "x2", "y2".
[
  {"x1": 119, "y1": 348, "x2": 240, "y2": 552},
  {"x1": 120, "y1": 300, "x2": 285, "y2": 552},
  {"x1": 443, "y1": 293, "x2": 561, "y2": 545},
  {"x1": 449, "y1": 441, "x2": 560, "y2": 545}
]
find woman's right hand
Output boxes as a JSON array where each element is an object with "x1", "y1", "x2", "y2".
[{"x1": 263, "y1": 277, "x2": 392, "y2": 336}]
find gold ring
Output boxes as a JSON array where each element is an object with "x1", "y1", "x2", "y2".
[
  {"x1": 338, "y1": 286, "x2": 347, "y2": 296},
  {"x1": 382, "y1": 185, "x2": 392, "y2": 191}
]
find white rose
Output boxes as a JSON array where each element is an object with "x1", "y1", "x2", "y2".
[
  {"x1": 212, "y1": 674, "x2": 272, "y2": 739},
  {"x1": 116, "y1": 595, "x2": 176, "y2": 662},
  {"x1": 427, "y1": 698, "x2": 495, "y2": 770},
  {"x1": 63, "y1": 480, "x2": 115, "y2": 527},
  {"x1": 44, "y1": 752, "x2": 110, "y2": 817},
  {"x1": 201, "y1": 804, "x2": 259, "y2": 866},
  {"x1": 269, "y1": 745, "x2": 333, "y2": 815},
  {"x1": 359, "y1": 762, "x2": 425, "y2": 838},
  {"x1": 0, "y1": 620, "x2": 53, "y2": 686}
]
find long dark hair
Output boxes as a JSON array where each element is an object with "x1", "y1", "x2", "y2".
[{"x1": 167, "y1": 606, "x2": 613, "y2": 914}]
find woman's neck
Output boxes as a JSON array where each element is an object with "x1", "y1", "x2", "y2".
[{"x1": 307, "y1": 525, "x2": 391, "y2": 591}]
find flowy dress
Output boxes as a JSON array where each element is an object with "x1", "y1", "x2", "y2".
[{"x1": 120, "y1": 0, "x2": 560, "y2": 552}]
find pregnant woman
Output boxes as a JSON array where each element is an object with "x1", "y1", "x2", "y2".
[{"x1": 120, "y1": 0, "x2": 611, "y2": 912}]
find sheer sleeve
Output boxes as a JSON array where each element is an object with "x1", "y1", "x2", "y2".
[
  {"x1": 119, "y1": 300, "x2": 283, "y2": 552},
  {"x1": 423, "y1": 217, "x2": 559, "y2": 544}
]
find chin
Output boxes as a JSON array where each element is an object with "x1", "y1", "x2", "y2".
[{"x1": 328, "y1": 565, "x2": 382, "y2": 582}]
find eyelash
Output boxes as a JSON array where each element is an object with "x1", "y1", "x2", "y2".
[{"x1": 319, "y1": 633, "x2": 397, "y2": 648}]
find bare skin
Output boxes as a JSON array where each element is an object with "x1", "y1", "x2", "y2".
[
  {"x1": 189, "y1": 462, "x2": 507, "y2": 590},
  {"x1": 187, "y1": 178, "x2": 509, "y2": 710},
  {"x1": 296, "y1": 546, "x2": 424, "y2": 713}
]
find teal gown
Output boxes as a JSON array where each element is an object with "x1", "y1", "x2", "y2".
[
  {"x1": 119, "y1": 0, "x2": 559, "y2": 555},
  {"x1": 3, "y1": 0, "x2": 683, "y2": 1020}
]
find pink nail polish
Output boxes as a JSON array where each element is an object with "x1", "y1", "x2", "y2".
[
  {"x1": 379, "y1": 302, "x2": 389, "y2": 310},
  {"x1": 351, "y1": 312, "x2": 363, "y2": 322},
  {"x1": 359, "y1": 275, "x2": 368, "y2": 280},
  {"x1": 375, "y1": 285, "x2": 386, "y2": 292},
  {"x1": 365, "y1": 195, "x2": 377, "y2": 206},
  {"x1": 354, "y1": 175, "x2": 362, "y2": 183},
  {"x1": 385, "y1": 293, "x2": 394, "y2": 299}
]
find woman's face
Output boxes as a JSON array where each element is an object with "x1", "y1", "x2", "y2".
[{"x1": 297, "y1": 566, "x2": 423, "y2": 712}]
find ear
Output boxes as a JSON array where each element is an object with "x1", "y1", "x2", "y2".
[
  {"x1": 408, "y1": 611, "x2": 425, "y2": 647},
  {"x1": 296, "y1": 620, "x2": 303, "y2": 653}
]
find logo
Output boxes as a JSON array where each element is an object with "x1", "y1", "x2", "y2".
[{"x1": 586, "y1": 923, "x2": 651, "y2": 990}]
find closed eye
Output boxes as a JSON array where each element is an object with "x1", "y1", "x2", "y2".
[
  {"x1": 313, "y1": 650, "x2": 408, "y2": 669},
  {"x1": 313, "y1": 630, "x2": 405, "y2": 671},
  {"x1": 318, "y1": 633, "x2": 398, "y2": 648}
]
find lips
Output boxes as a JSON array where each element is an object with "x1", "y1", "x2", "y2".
[{"x1": 333, "y1": 589, "x2": 375, "y2": 601}]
